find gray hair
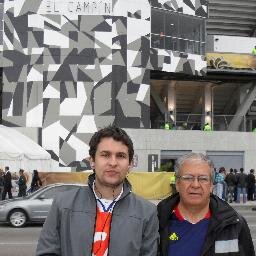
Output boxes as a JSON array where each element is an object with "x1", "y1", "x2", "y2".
[{"x1": 174, "y1": 153, "x2": 214, "y2": 182}]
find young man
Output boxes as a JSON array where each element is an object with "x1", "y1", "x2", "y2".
[
  {"x1": 157, "y1": 153, "x2": 254, "y2": 256},
  {"x1": 236, "y1": 168, "x2": 248, "y2": 203},
  {"x1": 36, "y1": 126, "x2": 159, "y2": 256},
  {"x1": 225, "y1": 168, "x2": 237, "y2": 203},
  {"x1": 2, "y1": 166, "x2": 12, "y2": 200}
]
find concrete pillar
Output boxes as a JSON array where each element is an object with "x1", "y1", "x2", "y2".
[
  {"x1": 239, "y1": 84, "x2": 251, "y2": 104},
  {"x1": 167, "y1": 81, "x2": 176, "y2": 125},
  {"x1": 202, "y1": 83, "x2": 213, "y2": 128},
  {"x1": 237, "y1": 84, "x2": 251, "y2": 131},
  {"x1": 228, "y1": 82, "x2": 256, "y2": 131}
]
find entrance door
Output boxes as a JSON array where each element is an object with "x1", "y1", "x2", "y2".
[{"x1": 207, "y1": 151, "x2": 244, "y2": 170}]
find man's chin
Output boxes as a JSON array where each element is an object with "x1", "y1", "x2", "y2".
[{"x1": 102, "y1": 179, "x2": 123, "y2": 188}]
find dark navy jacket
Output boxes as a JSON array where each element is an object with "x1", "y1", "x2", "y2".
[{"x1": 157, "y1": 194, "x2": 255, "y2": 256}]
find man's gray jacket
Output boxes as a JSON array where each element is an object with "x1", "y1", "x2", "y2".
[{"x1": 36, "y1": 174, "x2": 159, "y2": 256}]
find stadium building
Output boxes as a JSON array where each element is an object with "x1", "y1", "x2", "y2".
[{"x1": 0, "y1": 0, "x2": 256, "y2": 172}]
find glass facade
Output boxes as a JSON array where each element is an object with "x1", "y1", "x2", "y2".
[{"x1": 151, "y1": 7, "x2": 206, "y2": 55}]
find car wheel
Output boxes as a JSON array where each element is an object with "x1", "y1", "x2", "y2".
[{"x1": 9, "y1": 210, "x2": 27, "y2": 228}]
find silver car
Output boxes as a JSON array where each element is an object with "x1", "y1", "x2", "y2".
[{"x1": 0, "y1": 183, "x2": 86, "y2": 227}]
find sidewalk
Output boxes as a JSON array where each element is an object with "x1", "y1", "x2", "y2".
[{"x1": 230, "y1": 201, "x2": 256, "y2": 206}]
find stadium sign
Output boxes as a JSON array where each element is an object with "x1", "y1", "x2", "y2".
[{"x1": 38, "y1": 0, "x2": 112, "y2": 15}]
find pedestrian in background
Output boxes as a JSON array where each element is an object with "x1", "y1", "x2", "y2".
[
  {"x1": 203, "y1": 122, "x2": 211, "y2": 131},
  {"x1": 0, "y1": 169, "x2": 4, "y2": 200},
  {"x1": 225, "y1": 168, "x2": 237, "y2": 203},
  {"x1": 157, "y1": 153, "x2": 255, "y2": 256},
  {"x1": 233, "y1": 168, "x2": 238, "y2": 201},
  {"x1": 18, "y1": 169, "x2": 27, "y2": 197},
  {"x1": 252, "y1": 45, "x2": 256, "y2": 55},
  {"x1": 31, "y1": 170, "x2": 42, "y2": 193},
  {"x1": 247, "y1": 169, "x2": 255, "y2": 201},
  {"x1": 170, "y1": 173, "x2": 176, "y2": 194},
  {"x1": 214, "y1": 167, "x2": 225, "y2": 199},
  {"x1": 236, "y1": 168, "x2": 247, "y2": 204},
  {"x1": 2, "y1": 166, "x2": 13, "y2": 200}
]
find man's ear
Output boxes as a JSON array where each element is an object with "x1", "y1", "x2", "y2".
[
  {"x1": 128, "y1": 161, "x2": 134, "y2": 172},
  {"x1": 175, "y1": 181, "x2": 179, "y2": 193},
  {"x1": 89, "y1": 157, "x2": 95, "y2": 169}
]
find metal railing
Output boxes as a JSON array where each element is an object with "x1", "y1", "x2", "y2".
[{"x1": 151, "y1": 113, "x2": 248, "y2": 131}]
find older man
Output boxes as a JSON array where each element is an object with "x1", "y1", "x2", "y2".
[{"x1": 158, "y1": 153, "x2": 254, "y2": 256}]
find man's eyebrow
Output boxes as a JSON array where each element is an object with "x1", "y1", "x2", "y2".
[
  {"x1": 117, "y1": 152, "x2": 128, "y2": 155},
  {"x1": 99, "y1": 150, "x2": 128, "y2": 155},
  {"x1": 99, "y1": 150, "x2": 110, "y2": 153}
]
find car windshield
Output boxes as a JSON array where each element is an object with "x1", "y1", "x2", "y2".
[
  {"x1": 25, "y1": 186, "x2": 47, "y2": 199},
  {"x1": 25, "y1": 184, "x2": 86, "y2": 199}
]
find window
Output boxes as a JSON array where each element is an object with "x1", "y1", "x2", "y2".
[
  {"x1": 151, "y1": 34, "x2": 164, "y2": 49},
  {"x1": 40, "y1": 185, "x2": 77, "y2": 199},
  {"x1": 165, "y1": 12, "x2": 178, "y2": 37},
  {"x1": 151, "y1": 7, "x2": 206, "y2": 55},
  {"x1": 165, "y1": 37, "x2": 178, "y2": 51},
  {"x1": 151, "y1": 9, "x2": 164, "y2": 35}
]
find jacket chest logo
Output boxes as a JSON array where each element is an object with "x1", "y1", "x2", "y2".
[{"x1": 169, "y1": 232, "x2": 179, "y2": 241}]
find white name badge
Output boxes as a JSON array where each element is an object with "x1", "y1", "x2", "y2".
[{"x1": 215, "y1": 239, "x2": 239, "y2": 253}]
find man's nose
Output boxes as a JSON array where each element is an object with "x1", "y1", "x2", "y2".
[
  {"x1": 109, "y1": 156, "x2": 117, "y2": 165},
  {"x1": 191, "y1": 177, "x2": 200, "y2": 186}
]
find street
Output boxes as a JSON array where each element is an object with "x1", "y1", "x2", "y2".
[
  {"x1": 0, "y1": 203, "x2": 255, "y2": 256},
  {"x1": 0, "y1": 223, "x2": 41, "y2": 256}
]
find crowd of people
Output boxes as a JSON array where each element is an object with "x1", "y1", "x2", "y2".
[
  {"x1": 0, "y1": 167, "x2": 42, "y2": 200},
  {"x1": 213, "y1": 166, "x2": 256, "y2": 203}
]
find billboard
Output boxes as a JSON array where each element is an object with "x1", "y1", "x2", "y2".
[{"x1": 207, "y1": 52, "x2": 256, "y2": 70}]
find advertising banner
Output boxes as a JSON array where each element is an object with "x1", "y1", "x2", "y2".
[
  {"x1": 207, "y1": 52, "x2": 256, "y2": 70},
  {"x1": 39, "y1": 171, "x2": 173, "y2": 200}
]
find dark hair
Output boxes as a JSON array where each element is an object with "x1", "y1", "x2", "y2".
[
  {"x1": 33, "y1": 170, "x2": 39, "y2": 177},
  {"x1": 219, "y1": 167, "x2": 225, "y2": 173},
  {"x1": 5, "y1": 166, "x2": 9, "y2": 171},
  {"x1": 89, "y1": 125, "x2": 134, "y2": 163},
  {"x1": 250, "y1": 169, "x2": 254, "y2": 173},
  {"x1": 240, "y1": 168, "x2": 244, "y2": 173},
  {"x1": 230, "y1": 168, "x2": 233, "y2": 172}
]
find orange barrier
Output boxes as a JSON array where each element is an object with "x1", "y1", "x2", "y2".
[{"x1": 39, "y1": 171, "x2": 173, "y2": 200}]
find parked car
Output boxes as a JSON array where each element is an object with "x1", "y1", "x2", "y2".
[{"x1": 0, "y1": 183, "x2": 86, "y2": 227}]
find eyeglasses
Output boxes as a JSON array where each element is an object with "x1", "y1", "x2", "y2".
[{"x1": 177, "y1": 174, "x2": 211, "y2": 184}]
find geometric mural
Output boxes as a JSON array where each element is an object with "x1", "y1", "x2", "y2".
[{"x1": 1, "y1": 0, "x2": 207, "y2": 168}]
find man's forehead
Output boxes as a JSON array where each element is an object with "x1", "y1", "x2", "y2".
[
  {"x1": 181, "y1": 159, "x2": 210, "y2": 168},
  {"x1": 98, "y1": 138, "x2": 128, "y2": 148}
]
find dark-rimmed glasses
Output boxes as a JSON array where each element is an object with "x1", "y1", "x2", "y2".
[{"x1": 177, "y1": 174, "x2": 211, "y2": 184}]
